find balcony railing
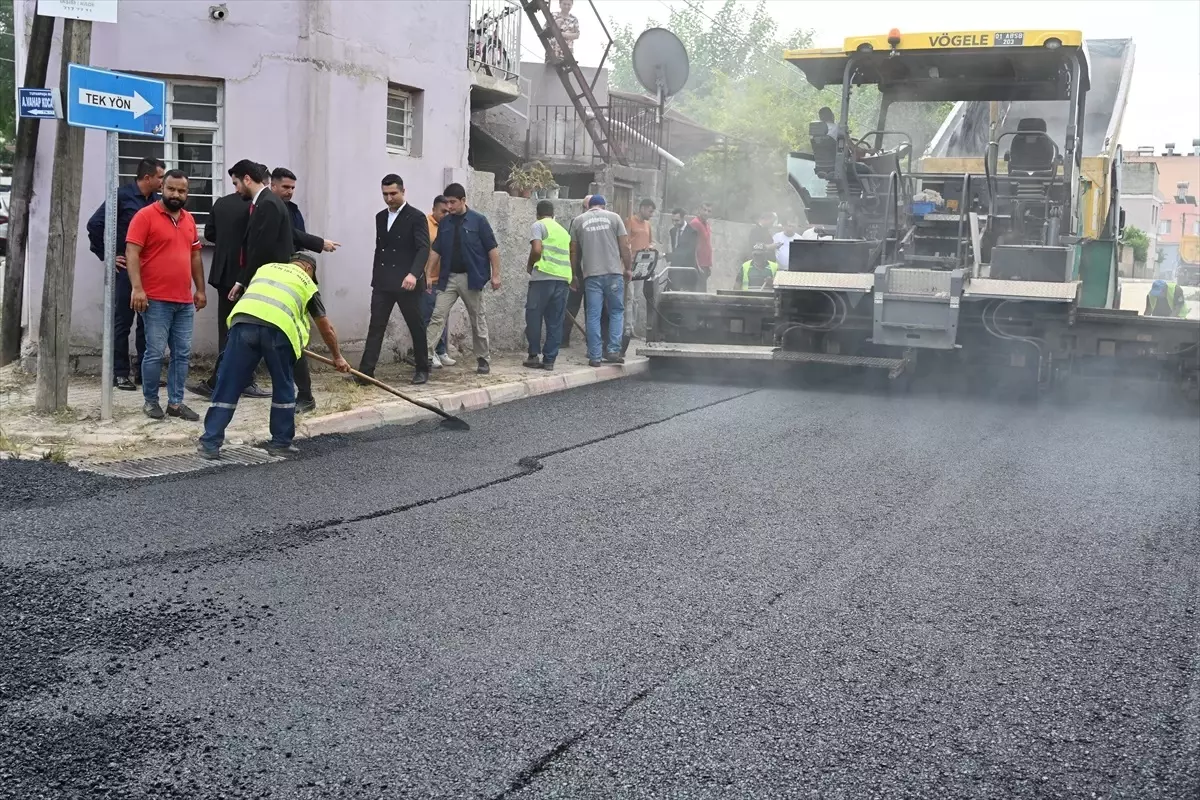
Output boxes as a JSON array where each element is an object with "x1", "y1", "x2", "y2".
[
  {"x1": 527, "y1": 102, "x2": 670, "y2": 168},
  {"x1": 469, "y1": 0, "x2": 521, "y2": 84}
]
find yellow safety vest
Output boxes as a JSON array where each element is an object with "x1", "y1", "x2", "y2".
[
  {"x1": 741, "y1": 259, "x2": 779, "y2": 289},
  {"x1": 229, "y1": 263, "x2": 319, "y2": 359},
  {"x1": 535, "y1": 218, "x2": 573, "y2": 280},
  {"x1": 1147, "y1": 281, "x2": 1189, "y2": 318}
]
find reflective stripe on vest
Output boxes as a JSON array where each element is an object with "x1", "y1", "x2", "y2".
[
  {"x1": 741, "y1": 259, "x2": 779, "y2": 288},
  {"x1": 535, "y1": 218, "x2": 573, "y2": 280},
  {"x1": 229, "y1": 263, "x2": 318, "y2": 359}
]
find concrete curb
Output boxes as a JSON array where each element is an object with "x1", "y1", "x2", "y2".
[
  {"x1": 258, "y1": 358, "x2": 648, "y2": 440},
  {"x1": 5, "y1": 359, "x2": 648, "y2": 452}
]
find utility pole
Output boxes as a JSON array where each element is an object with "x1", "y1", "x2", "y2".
[
  {"x1": 0, "y1": 12, "x2": 55, "y2": 367},
  {"x1": 34, "y1": 18, "x2": 91, "y2": 412}
]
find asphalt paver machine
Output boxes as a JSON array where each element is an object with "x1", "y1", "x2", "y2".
[{"x1": 640, "y1": 29, "x2": 1199, "y2": 400}]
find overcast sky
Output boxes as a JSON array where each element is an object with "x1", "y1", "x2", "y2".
[{"x1": 523, "y1": 0, "x2": 1200, "y2": 151}]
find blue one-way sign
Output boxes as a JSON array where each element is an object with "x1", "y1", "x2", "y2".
[
  {"x1": 18, "y1": 87, "x2": 62, "y2": 119},
  {"x1": 65, "y1": 64, "x2": 165, "y2": 138}
]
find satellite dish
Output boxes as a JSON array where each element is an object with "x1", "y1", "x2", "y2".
[{"x1": 632, "y1": 27, "x2": 690, "y2": 113}]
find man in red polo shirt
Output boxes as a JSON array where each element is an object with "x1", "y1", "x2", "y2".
[{"x1": 126, "y1": 169, "x2": 206, "y2": 421}]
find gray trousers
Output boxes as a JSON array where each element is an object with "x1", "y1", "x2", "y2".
[{"x1": 426, "y1": 272, "x2": 490, "y2": 362}]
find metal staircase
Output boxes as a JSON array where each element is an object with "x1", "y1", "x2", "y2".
[{"x1": 519, "y1": 0, "x2": 626, "y2": 165}]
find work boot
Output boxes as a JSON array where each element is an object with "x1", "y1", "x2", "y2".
[
  {"x1": 296, "y1": 396, "x2": 317, "y2": 414},
  {"x1": 603, "y1": 352, "x2": 625, "y2": 365},
  {"x1": 412, "y1": 370, "x2": 428, "y2": 385},
  {"x1": 167, "y1": 403, "x2": 200, "y2": 422},
  {"x1": 265, "y1": 442, "x2": 300, "y2": 457},
  {"x1": 242, "y1": 381, "x2": 271, "y2": 399},
  {"x1": 588, "y1": 359, "x2": 602, "y2": 368},
  {"x1": 477, "y1": 358, "x2": 490, "y2": 375},
  {"x1": 523, "y1": 355, "x2": 542, "y2": 369},
  {"x1": 189, "y1": 380, "x2": 214, "y2": 398},
  {"x1": 541, "y1": 359, "x2": 555, "y2": 371},
  {"x1": 196, "y1": 444, "x2": 220, "y2": 460},
  {"x1": 114, "y1": 376, "x2": 137, "y2": 392},
  {"x1": 143, "y1": 401, "x2": 165, "y2": 420}
]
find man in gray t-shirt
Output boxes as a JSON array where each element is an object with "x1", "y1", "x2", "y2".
[{"x1": 568, "y1": 195, "x2": 631, "y2": 366}]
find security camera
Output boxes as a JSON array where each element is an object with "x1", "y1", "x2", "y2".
[{"x1": 209, "y1": 4, "x2": 227, "y2": 20}]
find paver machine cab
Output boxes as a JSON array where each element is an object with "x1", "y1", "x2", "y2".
[{"x1": 640, "y1": 29, "x2": 1200, "y2": 399}]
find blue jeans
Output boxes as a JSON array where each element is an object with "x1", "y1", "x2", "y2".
[
  {"x1": 584, "y1": 274, "x2": 625, "y2": 361},
  {"x1": 525, "y1": 280, "x2": 569, "y2": 362},
  {"x1": 141, "y1": 299, "x2": 194, "y2": 406},
  {"x1": 200, "y1": 322, "x2": 296, "y2": 450},
  {"x1": 419, "y1": 288, "x2": 448, "y2": 356}
]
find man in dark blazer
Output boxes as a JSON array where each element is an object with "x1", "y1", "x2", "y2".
[
  {"x1": 191, "y1": 167, "x2": 270, "y2": 398},
  {"x1": 269, "y1": 166, "x2": 341, "y2": 413},
  {"x1": 357, "y1": 173, "x2": 430, "y2": 384},
  {"x1": 229, "y1": 159, "x2": 294, "y2": 298}
]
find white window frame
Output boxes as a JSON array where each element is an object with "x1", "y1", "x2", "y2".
[
  {"x1": 117, "y1": 78, "x2": 224, "y2": 228},
  {"x1": 386, "y1": 84, "x2": 414, "y2": 156},
  {"x1": 1160, "y1": 219, "x2": 1172, "y2": 236}
]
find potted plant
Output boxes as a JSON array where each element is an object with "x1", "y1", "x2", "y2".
[
  {"x1": 506, "y1": 163, "x2": 533, "y2": 198},
  {"x1": 527, "y1": 161, "x2": 557, "y2": 199}
]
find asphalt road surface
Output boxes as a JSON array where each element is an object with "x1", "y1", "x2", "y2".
[{"x1": 3, "y1": 373, "x2": 1198, "y2": 799}]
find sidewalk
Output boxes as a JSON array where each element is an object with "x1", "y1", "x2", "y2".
[{"x1": 0, "y1": 348, "x2": 646, "y2": 464}]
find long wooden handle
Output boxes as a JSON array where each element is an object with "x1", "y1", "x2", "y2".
[{"x1": 301, "y1": 350, "x2": 453, "y2": 420}]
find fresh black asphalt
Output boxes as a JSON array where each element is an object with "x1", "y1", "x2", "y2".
[{"x1": 2, "y1": 373, "x2": 1198, "y2": 799}]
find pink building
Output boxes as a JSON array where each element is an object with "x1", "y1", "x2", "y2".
[{"x1": 12, "y1": 0, "x2": 521, "y2": 356}]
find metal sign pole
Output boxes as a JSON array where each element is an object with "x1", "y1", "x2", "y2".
[{"x1": 100, "y1": 129, "x2": 118, "y2": 421}]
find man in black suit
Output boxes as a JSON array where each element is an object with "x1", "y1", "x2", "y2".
[
  {"x1": 192, "y1": 166, "x2": 270, "y2": 398},
  {"x1": 357, "y1": 174, "x2": 430, "y2": 385},
  {"x1": 229, "y1": 159, "x2": 294, "y2": 297},
  {"x1": 269, "y1": 165, "x2": 341, "y2": 413}
]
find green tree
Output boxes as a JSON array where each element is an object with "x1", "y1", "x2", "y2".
[
  {"x1": 0, "y1": 0, "x2": 14, "y2": 165},
  {"x1": 1123, "y1": 224, "x2": 1149, "y2": 264},
  {"x1": 608, "y1": 1, "x2": 948, "y2": 221}
]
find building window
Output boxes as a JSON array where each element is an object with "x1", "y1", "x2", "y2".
[
  {"x1": 386, "y1": 85, "x2": 415, "y2": 155},
  {"x1": 118, "y1": 79, "x2": 223, "y2": 227},
  {"x1": 1159, "y1": 220, "x2": 1171, "y2": 235}
]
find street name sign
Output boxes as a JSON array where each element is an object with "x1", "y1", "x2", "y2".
[
  {"x1": 66, "y1": 64, "x2": 165, "y2": 138},
  {"x1": 38, "y1": 0, "x2": 119, "y2": 24},
  {"x1": 18, "y1": 87, "x2": 62, "y2": 119}
]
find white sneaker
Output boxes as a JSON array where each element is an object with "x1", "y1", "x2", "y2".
[
  {"x1": 430, "y1": 353, "x2": 443, "y2": 369},
  {"x1": 438, "y1": 352, "x2": 456, "y2": 366}
]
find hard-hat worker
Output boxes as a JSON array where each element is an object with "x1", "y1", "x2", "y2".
[
  {"x1": 197, "y1": 252, "x2": 350, "y2": 460},
  {"x1": 1145, "y1": 279, "x2": 1190, "y2": 318},
  {"x1": 735, "y1": 243, "x2": 779, "y2": 291}
]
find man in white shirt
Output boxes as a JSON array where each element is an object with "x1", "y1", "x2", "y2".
[{"x1": 772, "y1": 218, "x2": 803, "y2": 269}]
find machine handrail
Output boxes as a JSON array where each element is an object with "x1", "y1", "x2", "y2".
[
  {"x1": 885, "y1": 170, "x2": 902, "y2": 265},
  {"x1": 956, "y1": 172, "x2": 971, "y2": 268}
]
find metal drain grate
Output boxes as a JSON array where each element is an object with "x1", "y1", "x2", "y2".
[{"x1": 79, "y1": 445, "x2": 284, "y2": 479}]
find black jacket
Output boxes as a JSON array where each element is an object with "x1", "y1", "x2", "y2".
[
  {"x1": 372, "y1": 204, "x2": 429, "y2": 292},
  {"x1": 287, "y1": 200, "x2": 325, "y2": 254},
  {"x1": 86, "y1": 183, "x2": 159, "y2": 261},
  {"x1": 239, "y1": 188, "x2": 295, "y2": 286},
  {"x1": 204, "y1": 192, "x2": 250, "y2": 290}
]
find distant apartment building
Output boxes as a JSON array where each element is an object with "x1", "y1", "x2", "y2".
[
  {"x1": 1117, "y1": 160, "x2": 1163, "y2": 277},
  {"x1": 12, "y1": 0, "x2": 521, "y2": 354},
  {"x1": 1126, "y1": 139, "x2": 1200, "y2": 282}
]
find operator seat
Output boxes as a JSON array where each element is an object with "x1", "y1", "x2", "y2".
[
  {"x1": 809, "y1": 121, "x2": 840, "y2": 182},
  {"x1": 1007, "y1": 118, "x2": 1055, "y2": 175}
]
